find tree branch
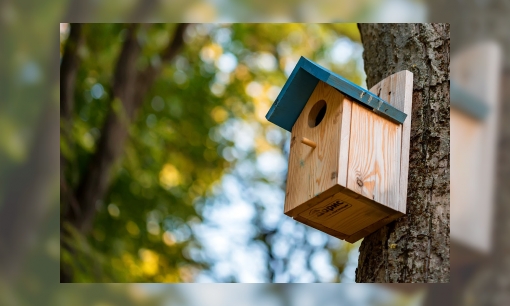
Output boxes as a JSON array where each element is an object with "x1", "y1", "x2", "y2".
[
  {"x1": 65, "y1": 24, "x2": 188, "y2": 234},
  {"x1": 135, "y1": 23, "x2": 188, "y2": 112},
  {"x1": 60, "y1": 23, "x2": 83, "y2": 121},
  {"x1": 162, "y1": 23, "x2": 188, "y2": 62}
]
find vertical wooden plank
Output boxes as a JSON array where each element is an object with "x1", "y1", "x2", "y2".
[
  {"x1": 368, "y1": 70, "x2": 413, "y2": 214},
  {"x1": 284, "y1": 81, "x2": 345, "y2": 214},
  {"x1": 396, "y1": 71, "x2": 414, "y2": 214},
  {"x1": 347, "y1": 103, "x2": 402, "y2": 210},
  {"x1": 337, "y1": 98, "x2": 352, "y2": 187}
]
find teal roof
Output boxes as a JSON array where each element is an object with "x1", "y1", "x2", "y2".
[{"x1": 265, "y1": 57, "x2": 407, "y2": 132}]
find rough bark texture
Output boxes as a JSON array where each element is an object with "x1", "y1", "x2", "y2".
[{"x1": 355, "y1": 24, "x2": 450, "y2": 283}]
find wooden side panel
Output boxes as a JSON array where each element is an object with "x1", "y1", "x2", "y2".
[
  {"x1": 368, "y1": 71, "x2": 413, "y2": 213},
  {"x1": 338, "y1": 99, "x2": 352, "y2": 187},
  {"x1": 284, "y1": 81, "x2": 347, "y2": 214},
  {"x1": 347, "y1": 103, "x2": 402, "y2": 210}
]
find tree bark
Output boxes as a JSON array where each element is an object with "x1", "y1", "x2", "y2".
[{"x1": 355, "y1": 24, "x2": 450, "y2": 283}]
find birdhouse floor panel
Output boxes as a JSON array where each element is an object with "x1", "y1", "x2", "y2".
[
  {"x1": 298, "y1": 190, "x2": 389, "y2": 236},
  {"x1": 288, "y1": 184, "x2": 402, "y2": 242},
  {"x1": 295, "y1": 210, "x2": 403, "y2": 243},
  {"x1": 284, "y1": 183, "x2": 345, "y2": 218}
]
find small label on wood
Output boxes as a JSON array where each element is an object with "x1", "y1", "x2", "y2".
[
  {"x1": 298, "y1": 191, "x2": 391, "y2": 236},
  {"x1": 307, "y1": 200, "x2": 352, "y2": 221}
]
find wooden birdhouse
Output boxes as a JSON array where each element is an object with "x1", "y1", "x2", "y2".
[{"x1": 266, "y1": 57, "x2": 413, "y2": 243}]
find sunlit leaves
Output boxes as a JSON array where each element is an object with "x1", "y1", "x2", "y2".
[
  {"x1": 63, "y1": 23, "x2": 365, "y2": 283},
  {"x1": 159, "y1": 164, "x2": 182, "y2": 189}
]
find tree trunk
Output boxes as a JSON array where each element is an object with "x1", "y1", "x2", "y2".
[
  {"x1": 60, "y1": 24, "x2": 187, "y2": 282},
  {"x1": 355, "y1": 24, "x2": 450, "y2": 283},
  {"x1": 60, "y1": 23, "x2": 83, "y2": 121}
]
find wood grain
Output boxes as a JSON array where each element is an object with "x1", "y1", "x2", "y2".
[
  {"x1": 298, "y1": 190, "x2": 389, "y2": 236},
  {"x1": 344, "y1": 211, "x2": 403, "y2": 243},
  {"x1": 347, "y1": 102, "x2": 402, "y2": 210},
  {"x1": 294, "y1": 214, "x2": 349, "y2": 240},
  {"x1": 284, "y1": 81, "x2": 348, "y2": 214},
  {"x1": 338, "y1": 99, "x2": 352, "y2": 187},
  {"x1": 295, "y1": 183, "x2": 403, "y2": 242},
  {"x1": 366, "y1": 70, "x2": 413, "y2": 213},
  {"x1": 284, "y1": 73, "x2": 413, "y2": 242}
]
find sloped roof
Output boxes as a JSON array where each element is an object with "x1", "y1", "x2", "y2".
[{"x1": 265, "y1": 56, "x2": 407, "y2": 132}]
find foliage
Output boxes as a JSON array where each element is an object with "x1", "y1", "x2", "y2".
[{"x1": 60, "y1": 23, "x2": 365, "y2": 282}]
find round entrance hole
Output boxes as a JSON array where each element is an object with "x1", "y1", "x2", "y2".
[{"x1": 308, "y1": 100, "x2": 327, "y2": 128}]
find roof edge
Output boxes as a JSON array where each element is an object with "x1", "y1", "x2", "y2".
[{"x1": 266, "y1": 57, "x2": 407, "y2": 131}]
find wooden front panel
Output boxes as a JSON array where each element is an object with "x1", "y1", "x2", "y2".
[
  {"x1": 284, "y1": 81, "x2": 348, "y2": 215},
  {"x1": 347, "y1": 102, "x2": 402, "y2": 210}
]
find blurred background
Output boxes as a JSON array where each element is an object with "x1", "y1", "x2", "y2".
[
  {"x1": 58, "y1": 23, "x2": 366, "y2": 284},
  {"x1": 1, "y1": 0, "x2": 509, "y2": 305}
]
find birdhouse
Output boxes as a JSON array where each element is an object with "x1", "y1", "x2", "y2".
[{"x1": 266, "y1": 57, "x2": 413, "y2": 243}]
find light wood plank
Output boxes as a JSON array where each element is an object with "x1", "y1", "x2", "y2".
[
  {"x1": 368, "y1": 71, "x2": 413, "y2": 213},
  {"x1": 347, "y1": 102, "x2": 402, "y2": 210},
  {"x1": 297, "y1": 185, "x2": 398, "y2": 237},
  {"x1": 294, "y1": 215, "x2": 349, "y2": 240},
  {"x1": 284, "y1": 81, "x2": 347, "y2": 214},
  {"x1": 299, "y1": 190, "x2": 389, "y2": 235},
  {"x1": 285, "y1": 184, "x2": 342, "y2": 217},
  {"x1": 344, "y1": 211, "x2": 403, "y2": 243},
  {"x1": 338, "y1": 98, "x2": 352, "y2": 187}
]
